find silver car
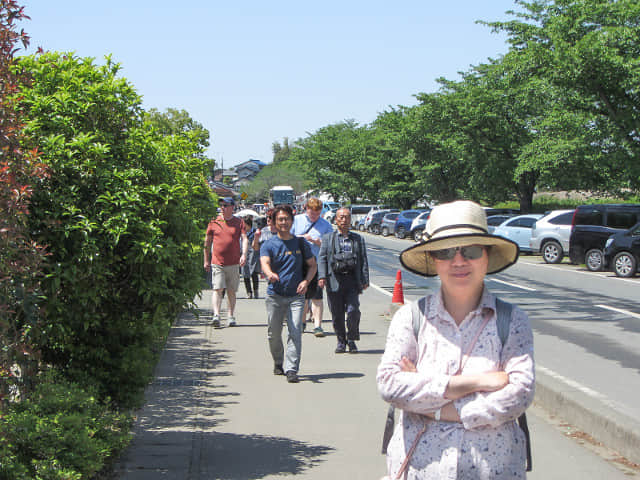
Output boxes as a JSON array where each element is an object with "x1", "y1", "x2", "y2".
[
  {"x1": 530, "y1": 209, "x2": 575, "y2": 263},
  {"x1": 493, "y1": 214, "x2": 544, "y2": 253}
]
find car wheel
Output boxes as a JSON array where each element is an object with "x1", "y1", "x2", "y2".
[
  {"x1": 585, "y1": 248, "x2": 604, "y2": 272},
  {"x1": 372, "y1": 225, "x2": 380, "y2": 235},
  {"x1": 381, "y1": 226, "x2": 389, "y2": 237},
  {"x1": 613, "y1": 251, "x2": 637, "y2": 278},
  {"x1": 413, "y1": 229, "x2": 423, "y2": 242},
  {"x1": 542, "y1": 240, "x2": 563, "y2": 264},
  {"x1": 396, "y1": 227, "x2": 406, "y2": 239}
]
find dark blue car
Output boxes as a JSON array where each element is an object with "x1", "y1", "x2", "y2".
[{"x1": 394, "y1": 209, "x2": 427, "y2": 239}]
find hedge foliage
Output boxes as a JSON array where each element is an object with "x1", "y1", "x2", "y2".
[
  {"x1": 16, "y1": 52, "x2": 217, "y2": 408},
  {"x1": 0, "y1": 372, "x2": 131, "y2": 480}
]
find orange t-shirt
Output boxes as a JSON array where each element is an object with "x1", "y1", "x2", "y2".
[{"x1": 206, "y1": 215, "x2": 247, "y2": 266}]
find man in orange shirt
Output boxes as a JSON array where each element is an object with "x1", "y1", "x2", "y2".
[{"x1": 204, "y1": 197, "x2": 248, "y2": 327}]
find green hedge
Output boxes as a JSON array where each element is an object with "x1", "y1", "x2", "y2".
[
  {"x1": 0, "y1": 371, "x2": 131, "y2": 480},
  {"x1": 16, "y1": 52, "x2": 217, "y2": 408}
]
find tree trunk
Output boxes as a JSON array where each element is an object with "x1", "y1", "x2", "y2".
[{"x1": 517, "y1": 170, "x2": 537, "y2": 213}]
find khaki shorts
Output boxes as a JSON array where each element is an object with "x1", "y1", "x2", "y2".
[{"x1": 211, "y1": 264, "x2": 240, "y2": 291}]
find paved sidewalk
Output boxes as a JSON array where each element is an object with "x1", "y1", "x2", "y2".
[
  {"x1": 113, "y1": 284, "x2": 637, "y2": 479},
  {"x1": 114, "y1": 286, "x2": 389, "y2": 479}
]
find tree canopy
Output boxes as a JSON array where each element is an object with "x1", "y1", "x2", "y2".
[{"x1": 273, "y1": 0, "x2": 639, "y2": 211}]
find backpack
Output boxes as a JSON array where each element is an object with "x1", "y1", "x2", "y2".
[{"x1": 381, "y1": 297, "x2": 532, "y2": 472}]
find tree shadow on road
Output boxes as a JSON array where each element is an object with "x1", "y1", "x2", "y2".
[{"x1": 202, "y1": 431, "x2": 334, "y2": 479}]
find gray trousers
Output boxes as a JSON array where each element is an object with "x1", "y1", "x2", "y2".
[{"x1": 265, "y1": 293, "x2": 305, "y2": 373}]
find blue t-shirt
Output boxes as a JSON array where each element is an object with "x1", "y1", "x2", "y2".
[{"x1": 260, "y1": 235, "x2": 313, "y2": 297}]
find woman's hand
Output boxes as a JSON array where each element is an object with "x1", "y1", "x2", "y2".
[
  {"x1": 477, "y1": 371, "x2": 509, "y2": 392},
  {"x1": 445, "y1": 371, "x2": 509, "y2": 400},
  {"x1": 399, "y1": 356, "x2": 417, "y2": 372}
]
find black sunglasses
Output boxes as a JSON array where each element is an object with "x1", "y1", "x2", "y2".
[{"x1": 430, "y1": 245, "x2": 487, "y2": 261}]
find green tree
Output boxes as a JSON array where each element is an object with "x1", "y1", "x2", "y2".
[
  {"x1": 370, "y1": 108, "x2": 429, "y2": 209},
  {"x1": 145, "y1": 107, "x2": 216, "y2": 178},
  {"x1": 272, "y1": 137, "x2": 293, "y2": 164},
  {"x1": 290, "y1": 120, "x2": 378, "y2": 204},
  {"x1": 17, "y1": 52, "x2": 216, "y2": 407},
  {"x1": 488, "y1": 0, "x2": 640, "y2": 191}
]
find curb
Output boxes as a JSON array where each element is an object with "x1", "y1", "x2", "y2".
[{"x1": 534, "y1": 367, "x2": 640, "y2": 466}]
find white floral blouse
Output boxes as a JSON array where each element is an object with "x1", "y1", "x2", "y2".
[{"x1": 377, "y1": 287, "x2": 535, "y2": 479}]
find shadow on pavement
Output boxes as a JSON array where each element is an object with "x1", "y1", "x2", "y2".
[
  {"x1": 202, "y1": 431, "x2": 334, "y2": 479},
  {"x1": 300, "y1": 372, "x2": 364, "y2": 383}
]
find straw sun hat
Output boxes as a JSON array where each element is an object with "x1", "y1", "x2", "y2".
[{"x1": 400, "y1": 200, "x2": 519, "y2": 277}]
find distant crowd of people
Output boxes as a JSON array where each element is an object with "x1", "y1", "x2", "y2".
[{"x1": 203, "y1": 197, "x2": 370, "y2": 383}]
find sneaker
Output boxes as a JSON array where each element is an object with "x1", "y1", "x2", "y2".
[
  {"x1": 227, "y1": 316, "x2": 237, "y2": 327},
  {"x1": 348, "y1": 340, "x2": 358, "y2": 353},
  {"x1": 286, "y1": 370, "x2": 299, "y2": 383},
  {"x1": 212, "y1": 315, "x2": 221, "y2": 328},
  {"x1": 335, "y1": 342, "x2": 346, "y2": 354},
  {"x1": 313, "y1": 327, "x2": 325, "y2": 337},
  {"x1": 273, "y1": 364, "x2": 285, "y2": 376}
]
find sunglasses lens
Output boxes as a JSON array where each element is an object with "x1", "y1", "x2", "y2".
[
  {"x1": 431, "y1": 248, "x2": 456, "y2": 260},
  {"x1": 461, "y1": 245, "x2": 485, "y2": 260},
  {"x1": 431, "y1": 245, "x2": 485, "y2": 260}
]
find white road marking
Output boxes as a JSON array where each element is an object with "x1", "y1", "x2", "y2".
[
  {"x1": 596, "y1": 304, "x2": 640, "y2": 319},
  {"x1": 370, "y1": 282, "x2": 392, "y2": 297},
  {"x1": 537, "y1": 365, "x2": 621, "y2": 410},
  {"x1": 488, "y1": 278, "x2": 537, "y2": 291}
]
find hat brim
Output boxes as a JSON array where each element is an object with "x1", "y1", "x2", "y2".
[{"x1": 399, "y1": 233, "x2": 519, "y2": 277}]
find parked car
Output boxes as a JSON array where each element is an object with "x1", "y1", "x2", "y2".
[
  {"x1": 409, "y1": 210, "x2": 431, "y2": 241},
  {"x1": 394, "y1": 209, "x2": 426, "y2": 239},
  {"x1": 492, "y1": 214, "x2": 543, "y2": 253},
  {"x1": 604, "y1": 222, "x2": 640, "y2": 277},
  {"x1": 321, "y1": 201, "x2": 340, "y2": 216},
  {"x1": 363, "y1": 208, "x2": 388, "y2": 231},
  {"x1": 356, "y1": 216, "x2": 367, "y2": 231},
  {"x1": 380, "y1": 212, "x2": 400, "y2": 237},
  {"x1": 569, "y1": 203, "x2": 640, "y2": 271},
  {"x1": 530, "y1": 209, "x2": 575, "y2": 264},
  {"x1": 367, "y1": 209, "x2": 397, "y2": 234},
  {"x1": 323, "y1": 206, "x2": 338, "y2": 223},
  {"x1": 349, "y1": 204, "x2": 386, "y2": 229},
  {"x1": 486, "y1": 214, "x2": 517, "y2": 234}
]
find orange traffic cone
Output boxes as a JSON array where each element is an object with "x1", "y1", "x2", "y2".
[{"x1": 392, "y1": 270, "x2": 405, "y2": 305}]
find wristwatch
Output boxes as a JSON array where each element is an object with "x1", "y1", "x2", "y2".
[{"x1": 434, "y1": 408, "x2": 441, "y2": 421}]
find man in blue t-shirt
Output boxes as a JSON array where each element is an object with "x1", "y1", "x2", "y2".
[{"x1": 260, "y1": 205, "x2": 317, "y2": 384}]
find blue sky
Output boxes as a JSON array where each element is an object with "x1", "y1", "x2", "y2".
[{"x1": 22, "y1": 1, "x2": 518, "y2": 167}]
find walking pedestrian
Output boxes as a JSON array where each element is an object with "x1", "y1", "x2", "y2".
[
  {"x1": 241, "y1": 216, "x2": 260, "y2": 299},
  {"x1": 377, "y1": 200, "x2": 534, "y2": 479},
  {"x1": 204, "y1": 197, "x2": 248, "y2": 327},
  {"x1": 318, "y1": 207, "x2": 369, "y2": 353},
  {"x1": 291, "y1": 197, "x2": 333, "y2": 337},
  {"x1": 260, "y1": 205, "x2": 317, "y2": 383}
]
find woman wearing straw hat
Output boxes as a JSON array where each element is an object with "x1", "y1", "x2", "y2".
[{"x1": 377, "y1": 200, "x2": 534, "y2": 479}]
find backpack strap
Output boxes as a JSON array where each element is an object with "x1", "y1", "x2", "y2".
[
  {"x1": 494, "y1": 297, "x2": 532, "y2": 472},
  {"x1": 412, "y1": 297, "x2": 426, "y2": 340},
  {"x1": 495, "y1": 297, "x2": 512, "y2": 347}
]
